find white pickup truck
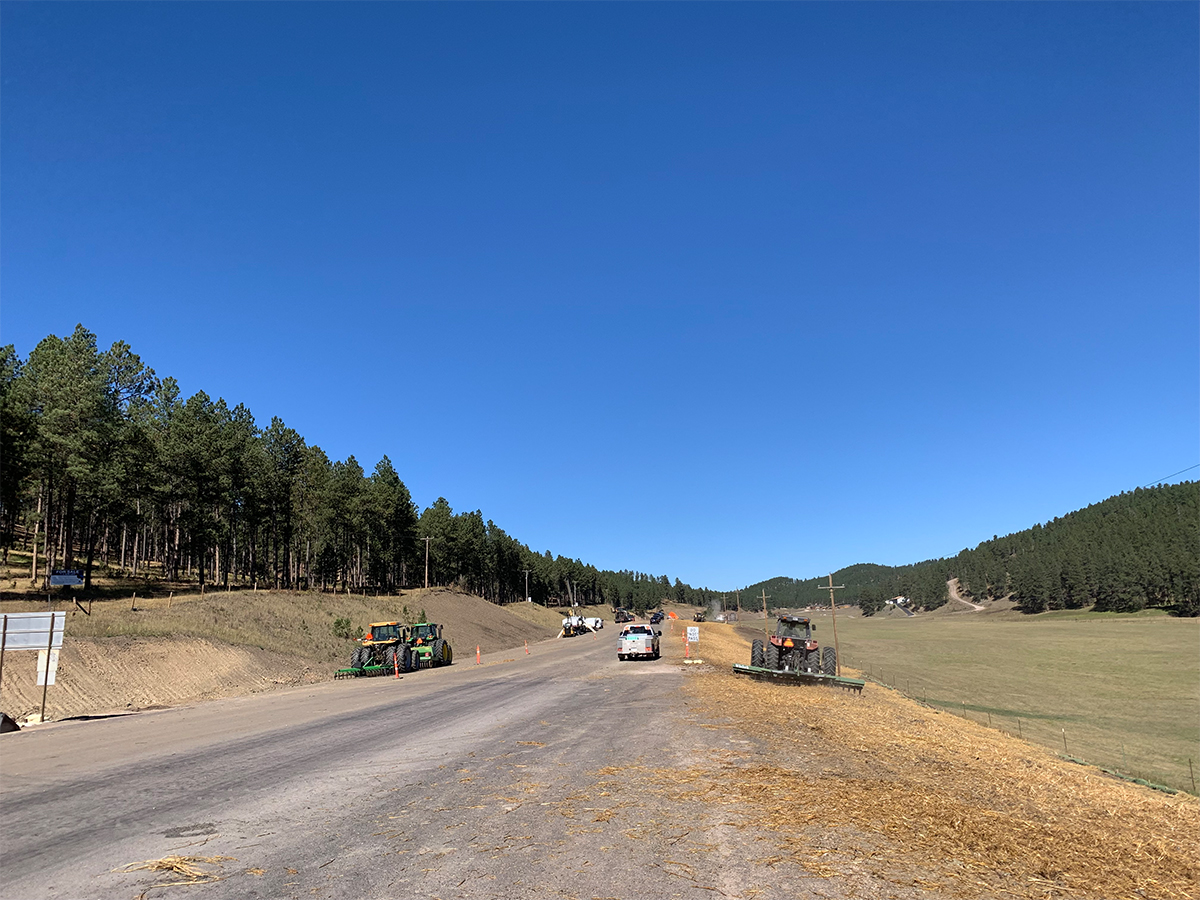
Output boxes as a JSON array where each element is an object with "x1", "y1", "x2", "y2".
[{"x1": 618, "y1": 624, "x2": 661, "y2": 661}]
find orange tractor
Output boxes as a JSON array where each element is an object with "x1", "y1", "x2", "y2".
[{"x1": 750, "y1": 615, "x2": 835, "y2": 675}]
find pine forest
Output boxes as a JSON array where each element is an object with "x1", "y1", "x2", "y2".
[{"x1": 2, "y1": 326, "x2": 1196, "y2": 616}]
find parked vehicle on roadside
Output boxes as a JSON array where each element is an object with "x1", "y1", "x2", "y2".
[
  {"x1": 649, "y1": 610, "x2": 664, "y2": 624},
  {"x1": 561, "y1": 615, "x2": 590, "y2": 637},
  {"x1": 614, "y1": 608, "x2": 634, "y2": 624},
  {"x1": 618, "y1": 624, "x2": 661, "y2": 661}
]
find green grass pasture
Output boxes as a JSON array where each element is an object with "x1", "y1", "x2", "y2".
[{"x1": 826, "y1": 611, "x2": 1199, "y2": 792}]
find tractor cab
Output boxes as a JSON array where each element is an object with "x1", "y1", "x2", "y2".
[
  {"x1": 408, "y1": 623, "x2": 441, "y2": 646},
  {"x1": 773, "y1": 616, "x2": 815, "y2": 646},
  {"x1": 367, "y1": 622, "x2": 403, "y2": 644}
]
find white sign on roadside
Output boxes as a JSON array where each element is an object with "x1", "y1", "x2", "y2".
[
  {"x1": 1, "y1": 612, "x2": 66, "y2": 650},
  {"x1": 36, "y1": 649, "x2": 60, "y2": 686},
  {"x1": 686, "y1": 626, "x2": 699, "y2": 643}
]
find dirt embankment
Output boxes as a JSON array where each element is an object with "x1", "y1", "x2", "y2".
[{"x1": 0, "y1": 588, "x2": 581, "y2": 721}]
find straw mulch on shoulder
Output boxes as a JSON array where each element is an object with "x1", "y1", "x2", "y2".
[{"x1": 634, "y1": 624, "x2": 1199, "y2": 900}]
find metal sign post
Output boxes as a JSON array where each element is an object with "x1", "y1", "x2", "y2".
[
  {"x1": 0, "y1": 617, "x2": 7, "y2": 693},
  {"x1": 0, "y1": 612, "x2": 66, "y2": 715},
  {"x1": 39, "y1": 613, "x2": 56, "y2": 721}
]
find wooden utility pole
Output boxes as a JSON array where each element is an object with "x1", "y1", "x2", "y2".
[
  {"x1": 423, "y1": 537, "x2": 432, "y2": 589},
  {"x1": 523, "y1": 569, "x2": 530, "y2": 603},
  {"x1": 822, "y1": 574, "x2": 845, "y2": 676},
  {"x1": 761, "y1": 589, "x2": 770, "y2": 639}
]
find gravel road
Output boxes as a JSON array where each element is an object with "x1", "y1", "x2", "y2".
[{"x1": 0, "y1": 630, "x2": 865, "y2": 900}]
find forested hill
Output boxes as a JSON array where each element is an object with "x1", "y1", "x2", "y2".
[
  {"x1": 749, "y1": 481, "x2": 1199, "y2": 617},
  {"x1": 740, "y1": 565, "x2": 899, "y2": 610},
  {"x1": 0, "y1": 326, "x2": 723, "y2": 612},
  {"x1": 742, "y1": 561, "x2": 950, "y2": 617}
]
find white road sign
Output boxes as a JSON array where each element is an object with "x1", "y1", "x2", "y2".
[
  {"x1": 36, "y1": 649, "x2": 60, "y2": 686},
  {"x1": 686, "y1": 626, "x2": 699, "y2": 643},
  {"x1": 1, "y1": 612, "x2": 66, "y2": 650}
]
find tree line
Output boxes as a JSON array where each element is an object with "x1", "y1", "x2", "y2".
[
  {"x1": 6, "y1": 326, "x2": 1194, "y2": 617},
  {"x1": 1, "y1": 326, "x2": 727, "y2": 612},
  {"x1": 743, "y1": 482, "x2": 1199, "y2": 617}
]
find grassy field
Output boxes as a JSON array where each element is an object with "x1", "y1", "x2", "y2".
[{"x1": 739, "y1": 607, "x2": 1200, "y2": 793}]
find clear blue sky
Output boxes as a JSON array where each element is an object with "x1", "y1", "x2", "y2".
[{"x1": 3, "y1": 3, "x2": 1197, "y2": 590}]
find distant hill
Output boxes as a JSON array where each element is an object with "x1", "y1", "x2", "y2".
[
  {"x1": 740, "y1": 564, "x2": 900, "y2": 611},
  {"x1": 744, "y1": 481, "x2": 1198, "y2": 617}
]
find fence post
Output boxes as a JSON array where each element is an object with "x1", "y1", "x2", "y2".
[
  {"x1": 1190, "y1": 758, "x2": 1195, "y2": 794},
  {"x1": 1061, "y1": 728, "x2": 1068, "y2": 755}
]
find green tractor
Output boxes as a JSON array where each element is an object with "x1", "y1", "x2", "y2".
[
  {"x1": 350, "y1": 621, "x2": 452, "y2": 672},
  {"x1": 406, "y1": 622, "x2": 453, "y2": 669}
]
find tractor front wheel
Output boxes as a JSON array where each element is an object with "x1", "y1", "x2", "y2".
[
  {"x1": 750, "y1": 640, "x2": 764, "y2": 668},
  {"x1": 822, "y1": 647, "x2": 837, "y2": 676},
  {"x1": 399, "y1": 645, "x2": 413, "y2": 672},
  {"x1": 764, "y1": 643, "x2": 780, "y2": 670}
]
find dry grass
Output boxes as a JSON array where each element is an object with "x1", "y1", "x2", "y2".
[
  {"x1": 638, "y1": 623, "x2": 1200, "y2": 900},
  {"x1": 0, "y1": 586, "x2": 559, "y2": 663},
  {"x1": 827, "y1": 610, "x2": 1200, "y2": 792},
  {"x1": 113, "y1": 854, "x2": 235, "y2": 890}
]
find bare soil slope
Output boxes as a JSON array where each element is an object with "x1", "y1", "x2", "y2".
[{"x1": 0, "y1": 587, "x2": 561, "y2": 721}]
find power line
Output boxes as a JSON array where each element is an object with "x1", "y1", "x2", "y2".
[{"x1": 1142, "y1": 464, "x2": 1199, "y2": 489}]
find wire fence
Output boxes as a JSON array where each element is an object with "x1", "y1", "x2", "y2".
[{"x1": 840, "y1": 651, "x2": 1197, "y2": 796}]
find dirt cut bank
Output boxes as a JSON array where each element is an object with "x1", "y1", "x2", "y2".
[{"x1": 0, "y1": 587, "x2": 571, "y2": 721}]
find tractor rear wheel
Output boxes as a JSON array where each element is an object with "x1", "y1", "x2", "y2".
[
  {"x1": 381, "y1": 646, "x2": 397, "y2": 670},
  {"x1": 822, "y1": 647, "x2": 837, "y2": 676},
  {"x1": 350, "y1": 647, "x2": 368, "y2": 669},
  {"x1": 431, "y1": 639, "x2": 449, "y2": 667},
  {"x1": 764, "y1": 643, "x2": 780, "y2": 670},
  {"x1": 750, "y1": 640, "x2": 764, "y2": 667},
  {"x1": 399, "y1": 645, "x2": 413, "y2": 672}
]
